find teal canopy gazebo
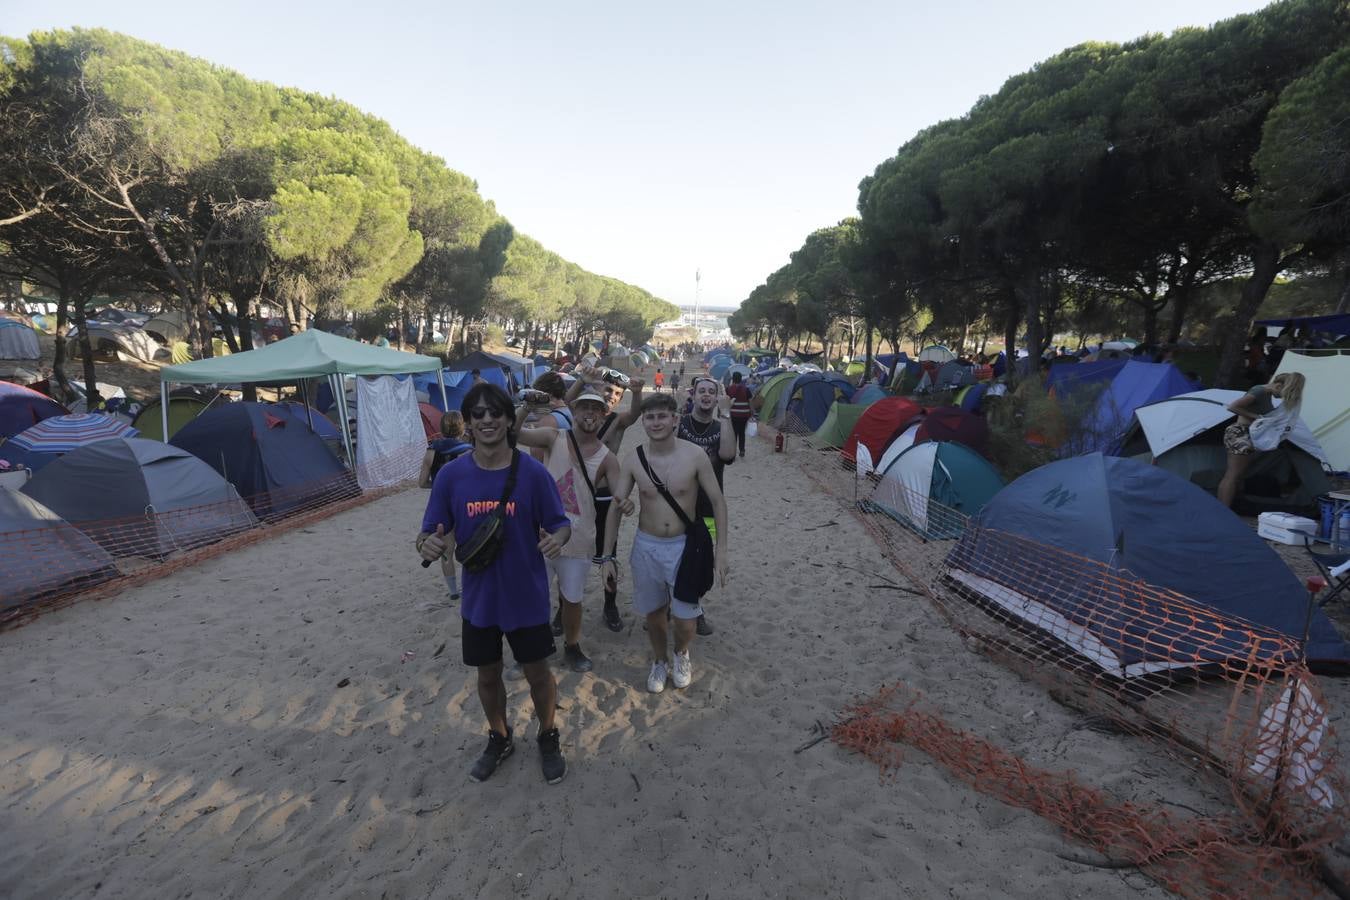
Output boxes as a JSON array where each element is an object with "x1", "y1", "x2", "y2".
[{"x1": 159, "y1": 329, "x2": 445, "y2": 464}]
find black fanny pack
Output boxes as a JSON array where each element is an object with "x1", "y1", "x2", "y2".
[{"x1": 455, "y1": 450, "x2": 520, "y2": 573}]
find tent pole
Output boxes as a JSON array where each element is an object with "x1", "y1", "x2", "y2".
[
  {"x1": 335, "y1": 373, "x2": 356, "y2": 468},
  {"x1": 160, "y1": 381, "x2": 170, "y2": 441},
  {"x1": 436, "y1": 367, "x2": 449, "y2": 411},
  {"x1": 301, "y1": 379, "x2": 314, "y2": 432}
]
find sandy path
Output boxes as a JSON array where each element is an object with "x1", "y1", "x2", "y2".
[{"x1": 0, "y1": 413, "x2": 1186, "y2": 899}]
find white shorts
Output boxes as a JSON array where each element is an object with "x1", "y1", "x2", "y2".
[
  {"x1": 630, "y1": 530, "x2": 703, "y2": 620},
  {"x1": 546, "y1": 555, "x2": 592, "y2": 604}
]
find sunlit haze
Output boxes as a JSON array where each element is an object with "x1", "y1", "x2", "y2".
[{"x1": 6, "y1": 0, "x2": 1274, "y2": 309}]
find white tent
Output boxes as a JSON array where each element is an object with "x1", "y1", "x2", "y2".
[
  {"x1": 1132, "y1": 389, "x2": 1328, "y2": 465},
  {"x1": 917, "y1": 344, "x2": 956, "y2": 363},
  {"x1": 875, "y1": 421, "x2": 923, "y2": 475},
  {"x1": 1276, "y1": 352, "x2": 1350, "y2": 472}
]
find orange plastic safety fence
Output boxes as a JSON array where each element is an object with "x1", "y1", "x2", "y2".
[
  {"x1": 834, "y1": 684, "x2": 1335, "y2": 899},
  {"x1": 756, "y1": 417, "x2": 1350, "y2": 895}
]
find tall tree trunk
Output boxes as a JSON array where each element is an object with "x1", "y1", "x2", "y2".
[
  {"x1": 1216, "y1": 242, "x2": 1283, "y2": 389},
  {"x1": 1336, "y1": 264, "x2": 1350, "y2": 314},
  {"x1": 1003, "y1": 294, "x2": 1021, "y2": 379},
  {"x1": 863, "y1": 320, "x2": 874, "y2": 386},
  {"x1": 70, "y1": 297, "x2": 100, "y2": 406},
  {"x1": 51, "y1": 286, "x2": 75, "y2": 403},
  {"x1": 1166, "y1": 290, "x2": 1192, "y2": 345}
]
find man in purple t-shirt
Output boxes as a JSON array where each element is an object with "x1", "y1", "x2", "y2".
[{"x1": 418, "y1": 383, "x2": 573, "y2": 785}]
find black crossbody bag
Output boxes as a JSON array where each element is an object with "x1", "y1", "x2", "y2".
[
  {"x1": 636, "y1": 446, "x2": 715, "y2": 603},
  {"x1": 454, "y1": 450, "x2": 520, "y2": 573}
]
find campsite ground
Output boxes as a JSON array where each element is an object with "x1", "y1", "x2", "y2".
[{"x1": 1, "y1": 391, "x2": 1224, "y2": 900}]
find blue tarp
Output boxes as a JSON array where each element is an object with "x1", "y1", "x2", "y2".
[
  {"x1": 947, "y1": 454, "x2": 1350, "y2": 672},
  {"x1": 1080, "y1": 361, "x2": 1196, "y2": 455},
  {"x1": 170, "y1": 402, "x2": 354, "y2": 518},
  {"x1": 445, "y1": 352, "x2": 527, "y2": 393},
  {"x1": 412, "y1": 370, "x2": 473, "y2": 412},
  {"x1": 1256, "y1": 313, "x2": 1350, "y2": 337}
]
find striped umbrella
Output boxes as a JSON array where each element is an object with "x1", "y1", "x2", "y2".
[{"x1": 9, "y1": 413, "x2": 139, "y2": 452}]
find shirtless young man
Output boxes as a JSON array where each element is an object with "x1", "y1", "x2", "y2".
[
  {"x1": 601, "y1": 393, "x2": 728, "y2": 693},
  {"x1": 566, "y1": 362, "x2": 644, "y2": 630},
  {"x1": 516, "y1": 391, "x2": 630, "y2": 672}
]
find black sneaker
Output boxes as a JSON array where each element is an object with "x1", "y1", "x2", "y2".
[
  {"x1": 468, "y1": 728, "x2": 514, "y2": 783},
  {"x1": 696, "y1": 614, "x2": 714, "y2": 636},
  {"x1": 564, "y1": 643, "x2": 593, "y2": 673},
  {"x1": 538, "y1": 728, "x2": 566, "y2": 784},
  {"x1": 602, "y1": 603, "x2": 623, "y2": 633},
  {"x1": 551, "y1": 605, "x2": 564, "y2": 637}
]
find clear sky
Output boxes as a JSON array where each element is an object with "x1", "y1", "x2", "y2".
[{"x1": 6, "y1": 0, "x2": 1273, "y2": 309}]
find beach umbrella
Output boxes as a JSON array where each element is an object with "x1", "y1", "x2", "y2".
[{"x1": 1, "y1": 413, "x2": 139, "y2": 472}]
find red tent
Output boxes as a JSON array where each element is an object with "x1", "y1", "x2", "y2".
[
  {"x1": 417, "y1": 402, "x2": 442, "y2": 440},
  {"x1": 914, "y1": 406, "x2": 989, "y2": 457},
  {"x1": 842, "y1": 397, "x2": 923, "y2": 463}
]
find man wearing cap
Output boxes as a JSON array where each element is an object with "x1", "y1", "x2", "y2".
[
  {"x1": 565, "y1": 361, "x2": 644, "y2": 630},
  {"x1": 518, "y1": 390, "x2": 629, "y2": 670}
]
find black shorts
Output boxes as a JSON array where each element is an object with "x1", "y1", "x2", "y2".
[
  {"x1": 593, "y1": 496, "x2": 613, "y2": 557},
  {"x1": 462, "y1": 618, "x2": 555, "y2": 667}
]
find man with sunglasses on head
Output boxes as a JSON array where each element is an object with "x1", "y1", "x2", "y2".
[
  {"x1": 417, "y1": 383, "x2": 572, "y2": 785},
  {"x1": 565, "y1": 361, "x2": 644, "y2": 631},
  {"x1": 676, "y1": 376, "x2": 735, "y2": 636}
]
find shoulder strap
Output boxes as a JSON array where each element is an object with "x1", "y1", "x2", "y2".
[
  {"x1": 598, "y1": 411, "x2": 617, "y2": 439},
  {"x1": 566, "y1": 430, "x2": 597, "y2": 501},
  {"x1": 636, "y1": 446, "x2": 694, "y2": 529},
  {"x1": 499, "y1": 450, "x2": 520, "y2": 505}
]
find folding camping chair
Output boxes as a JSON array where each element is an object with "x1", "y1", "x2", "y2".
[{"x1": 1304, "y1": 535, "x2": 1350, "y2": 608}]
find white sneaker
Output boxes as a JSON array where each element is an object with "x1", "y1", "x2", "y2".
[
  {"x1": 647, "y1": 660, "x2": 669, "y2": 693},
  {"x1": 672, "y1": 649, "x2": 692, "y2": 689}
]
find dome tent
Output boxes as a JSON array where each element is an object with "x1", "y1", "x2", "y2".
[
  {"x1": 171, "y1": 402, "x2": 354, "y2": 519},
  {"x1": 843, "y1": 397, "x2": 923, "y2": 465},
  {"x1": 0, "y1": 490, "x2": 116, "y2": 613},
  {"x1": 870, "y1": 442, "x2": 1004, "y2": 538},
  {"x1": 782, "y1": 372, "x2": 855, "y2": 432},
  {"x1": 1120, "y1": 389, "x2": 1331, "y2": 515},
  {"x1": 943, "y1": 454, "x2": 1350, "y2": 675},
  {"x1": 0, "y1": 381, "x2": 67, "y2": 441},
  {"x1": 0, "y1": 318, "x2": 40, "y2": 360},
  {"x1": 22, "y1": 437, "x2": 257, "y2": 559}
]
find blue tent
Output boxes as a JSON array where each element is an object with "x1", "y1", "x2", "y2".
[
  {"x1": 170, "y1": 402, "x2": 355, "y2": 519},
  {"x1": 944, "y1": 454, "x2": 1350, "y2": 674},
  {"x1": 1045, "y1": 358, "x2": 1126, "y2": 399},
  {"x1": 873, "y1": 353, "x2": 908, "y2": 380},
  {"x1": 957, "y1": 383, "x2": 989, "y2": 413},
  {"x1": 412, "y1": 370, "x2": 473, "y2": 412},
  {"x1": 272, "y1": 403, "x2": 341, "y2": 440},
  {"x1": 1079, "y1": 361, "x2": 1196, "y2": 455},
  {"x1": 445, "y1": 352, "x2": 519, "y2": 392},
  {"x1": 852, "y1": 384, "x2": 887, "y2": 406},
  {"x1": 708, "y1": 355, "x2": 735, "y2": 380},
  {"x1": 782, "y1": 372, "x2": 855, "y2": 432}
]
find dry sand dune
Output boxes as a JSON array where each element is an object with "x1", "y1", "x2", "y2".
[{"x1": 0, "y1": 419, "x2": 1212, "y2": 899}]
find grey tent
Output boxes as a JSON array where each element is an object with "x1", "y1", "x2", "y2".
[
  {"x1": 22, "y1": 437, "x2": 258, "y2": 558},
  {"x1": 0, "y1": 489, "x2": 117, "y2": 612}
]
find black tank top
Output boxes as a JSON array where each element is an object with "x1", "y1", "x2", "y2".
[{"x1": 678, "y1": 414, "x2": 727, "y2": 517}]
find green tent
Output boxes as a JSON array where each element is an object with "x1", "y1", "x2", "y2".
[
  {"x1": 132, "y1": 396, "x2": 210, "y2": 441},
  {"x1": 844, "y1": 360, "x2": 865, "y2": 378},
  {"x1": 755, "y1": 372, "x2": 797, "y2": 423},
  {"x1": 811, "y1": 402, "x2": 870, "y2": 448}
]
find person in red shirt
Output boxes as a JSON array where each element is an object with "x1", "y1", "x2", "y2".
[
  {"x1": 726, "y1": 371, "x2": 753, "y2": 458},
  {"x1": 653, "y1": 369, "x2": 665, "y2": 392}
]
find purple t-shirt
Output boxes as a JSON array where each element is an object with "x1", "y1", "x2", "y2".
[{"x1": 421, "y1": 450, "x2": 569, "y2": 631}]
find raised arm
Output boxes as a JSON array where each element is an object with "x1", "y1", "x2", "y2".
[
  {"x1": 564, "y1": 364, "x2": 594, "y2": 403},
  {"x1": 716, "y1": 393, "x2": 735, "y2": 463},
  {"x1": 618, "y1": 377, "x2": 645, "y2": 427},
  {"x1": 693, "y1": 450, "x2": 729, "y2": 587},
  {"x1": 514, "y1": 421, "x2": 559, "y2": 450}
]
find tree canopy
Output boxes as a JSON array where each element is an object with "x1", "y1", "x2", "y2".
[
  {"x1": 734, "y1": 0, "x2": 1350, "y2": 385},
  {"x1": 0, "y1": 28, "x2": 676, "y2": 397}
]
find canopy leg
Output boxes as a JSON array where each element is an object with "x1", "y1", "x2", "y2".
[{"x1": 160, "y1": 381, "x2": 169, "y2": 441}]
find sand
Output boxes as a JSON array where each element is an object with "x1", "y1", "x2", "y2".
[{"x1": 1, "y1": 411, "x2": 1240, "y2": 899}]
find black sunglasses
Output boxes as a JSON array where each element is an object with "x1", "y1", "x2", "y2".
[{"x1": 468, "y1": 406, "x2": 507, "y2": 420}]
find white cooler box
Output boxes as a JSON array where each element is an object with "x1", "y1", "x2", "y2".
[{"x1": 1257, "y1": 512, "x2": 1318, "y2": 545}]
